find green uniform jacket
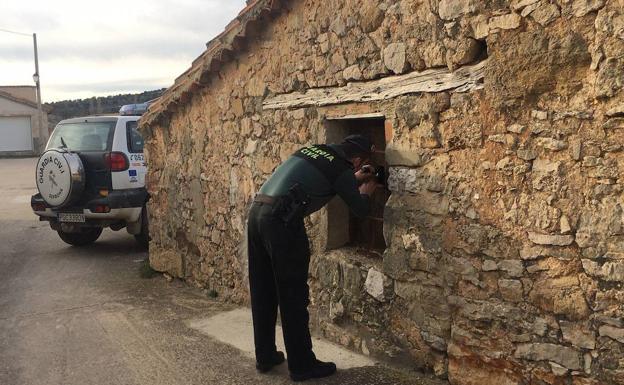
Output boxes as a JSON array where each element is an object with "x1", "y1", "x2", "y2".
[{"x1": 258, "y1": 144, "x2": 370, "y2": 218}]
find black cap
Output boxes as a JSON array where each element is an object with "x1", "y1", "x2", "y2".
[{"x1": 341, "y1": 134, "x2": 373, "y2": 156}]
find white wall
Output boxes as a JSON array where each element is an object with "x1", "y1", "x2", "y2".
[
  {"x1": 0, "y1": 86, "x2": 37, "y2": 103},
  {"x1": 0, "y1": 96, "x2": 48, "y2": 154}
]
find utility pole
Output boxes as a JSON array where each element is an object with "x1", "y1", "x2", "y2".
[
  {"x1": 32, "y1": 33, "x2": 45, "y2": 135},
  {"x1": 0, "y1": 28, "x2": 46, "y2": 146}
]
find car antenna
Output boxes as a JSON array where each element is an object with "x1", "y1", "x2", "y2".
[{"x1": 60, "y1": 137, "x2": 68, "y2": 148}]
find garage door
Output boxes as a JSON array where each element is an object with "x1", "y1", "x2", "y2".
[{"x1": 0, "y1": 116, "x2": 32, "y2": 152}]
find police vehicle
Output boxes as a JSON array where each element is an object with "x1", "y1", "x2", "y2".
[{"x1": 30, "y1": 103, "x2": 150, "y2": 247}]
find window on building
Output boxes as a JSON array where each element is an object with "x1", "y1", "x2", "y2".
[{"x1": 325, "y1": 116, "x2": 390, "y2": 255}]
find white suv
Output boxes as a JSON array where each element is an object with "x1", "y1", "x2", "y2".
[{"x1": 31, "y1": 113, "x2": 149, "y2": 247}]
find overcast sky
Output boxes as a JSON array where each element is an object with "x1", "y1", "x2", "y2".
[{"x1": 0, "y1": 0, "x2": 247, "y2": 102}]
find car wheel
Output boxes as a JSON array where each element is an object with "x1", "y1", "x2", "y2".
[
  {"x1": 57, "y1": 228, "x2": 103, "y2": 246},
  {"x1": 36, "y1": 149, "x2": 85, "y2": 208},
  {"x1": 134, "y1": 205, "x2": 150, "y2": 249}
]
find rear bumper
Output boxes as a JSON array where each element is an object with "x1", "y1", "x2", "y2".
[
  {"x1": 31, "y1": 189, "x2": 146, "y2": 223},
  {"x1": 88, "y1": 188, "x2": 147, "y2": 210}
]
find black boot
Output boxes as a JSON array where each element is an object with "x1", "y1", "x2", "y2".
[
  {"x1": 290, "y1": 360, "x2": 337, "y2": 382},
  {"x1": 256, "y1": 351, "x2": 286, "y2": 373}
]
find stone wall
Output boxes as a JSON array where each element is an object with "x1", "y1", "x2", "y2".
[{"x1": 142, "y1": 1, "x2": 624, "y2": 384}]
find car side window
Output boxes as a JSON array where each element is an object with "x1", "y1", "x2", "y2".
[{"x1": 126, "y1": 121, "x2": 144, "y2": 153}]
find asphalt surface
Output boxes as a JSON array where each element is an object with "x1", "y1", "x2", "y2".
[{"x1": 0, "y1": 157, "x2": 445, "y2": 385}]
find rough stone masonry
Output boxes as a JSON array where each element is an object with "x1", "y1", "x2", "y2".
[{"x1": 139, "y1": 0, "x2": 624, "y2": 384}]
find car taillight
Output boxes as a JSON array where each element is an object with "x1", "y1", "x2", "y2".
[
  {"x1": 32, "y1": 202, "x2": 46, "y2": 211},
  {"x1": 104, "y1": 152, "x2": 129, "y2": 171},
  {"x1": 93, "y1": 204, "x2": 111, "y2": 213}
]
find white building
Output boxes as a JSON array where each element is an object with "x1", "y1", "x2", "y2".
[{"x1": 0, "y1": 86, "x2": 49, "y2": 156}]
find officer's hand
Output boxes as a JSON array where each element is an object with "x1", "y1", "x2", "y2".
[
  {"x1": 355, "y1": 165, "x2": 375, "y2": 183},
  {"x1": 359, "y1": 179, "x2": 377, "y2": 196}
]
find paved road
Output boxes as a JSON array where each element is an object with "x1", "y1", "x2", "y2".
[{"x1": 0, "y1": 157, "x2": 443, "y2": 385}]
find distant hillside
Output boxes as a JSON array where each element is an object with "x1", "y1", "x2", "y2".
[{"x1": 45, "y1": 89, "x2": 166, "y2": 126}]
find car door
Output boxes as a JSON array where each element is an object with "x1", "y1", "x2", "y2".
[
  {"x1": 110, "y1": 118, "x2": 146, "y2": 190},
  {"x1": 125, "y1": 119, "x2": 147, "y2": 188}
]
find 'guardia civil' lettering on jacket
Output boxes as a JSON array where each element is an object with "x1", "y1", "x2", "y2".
[{"x1": 298, "y1": 145, "x2": 335, "y2": 162}]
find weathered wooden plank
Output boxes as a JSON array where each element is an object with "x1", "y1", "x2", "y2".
[
  {"x1": 263, "y1": 60, "x2": 487, "y2": 110},
  {"x1": 327, "y1": 112, "x2": 385, "y2": 120}
]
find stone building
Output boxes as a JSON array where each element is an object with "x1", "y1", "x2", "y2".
[
  {"x1": 139, "y1": 1, "x2": 624, "y2": 384},
  {"x1": 0, "y1": 85, "x2": 49, "y2": 155}
]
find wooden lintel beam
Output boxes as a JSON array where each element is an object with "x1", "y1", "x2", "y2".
[{"x1": 263, "y1": 60, "x2": 487, "y2": 110}]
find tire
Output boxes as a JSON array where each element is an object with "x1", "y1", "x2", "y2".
[
  {"x1": 134, "y1": 206, "x2": 150, "y2": 249},
  {"x1": 57, "y1": 228, "x2": 103, "y2": 246},
  {"x1": 36, "y1": 149, "x2": 85, "y2": 208}
]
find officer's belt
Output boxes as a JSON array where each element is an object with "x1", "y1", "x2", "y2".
[{"x1": 254, "y1": 194, "x2": 276, "y2": 205}]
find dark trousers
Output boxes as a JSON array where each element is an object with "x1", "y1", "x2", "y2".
[{"x1": 247, "y1": 202, "x2": 316, "y2": 372}]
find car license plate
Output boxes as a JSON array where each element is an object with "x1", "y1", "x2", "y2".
[{"x1": 58, "y1": 213, "x2": 85, "y2": 223}]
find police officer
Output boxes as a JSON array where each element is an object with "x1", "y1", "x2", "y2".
[{"x1": 247, "y1": 134, "x2": 378, "y2": 381}]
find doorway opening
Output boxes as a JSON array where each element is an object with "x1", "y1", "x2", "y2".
[{"x1": 324, "y1": 115, "x2": 390, "y2": 255}]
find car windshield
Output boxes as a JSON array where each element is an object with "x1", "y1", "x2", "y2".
[{"x1": 47, "y1": 121, "x2": 116, "y2": 152}]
